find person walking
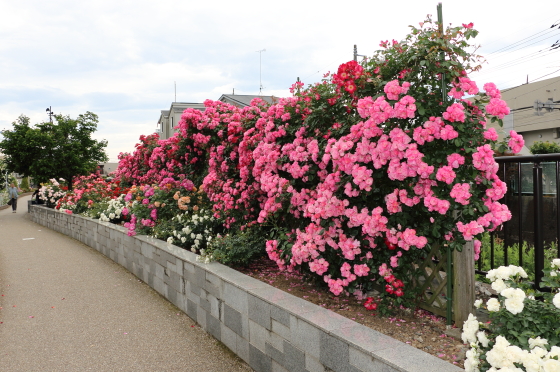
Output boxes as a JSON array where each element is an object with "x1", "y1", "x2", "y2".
[{"x1": 8, "y1": 182, "x2": 21, "y2": 213}]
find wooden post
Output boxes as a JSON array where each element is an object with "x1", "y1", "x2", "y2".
[{"x1": 453, "y1": 241, "x2": 475, "y2": 327}]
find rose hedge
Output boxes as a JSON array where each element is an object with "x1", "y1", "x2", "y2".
[{"x1": 109, "y1": 17, "x2": 522, "y2": 308}]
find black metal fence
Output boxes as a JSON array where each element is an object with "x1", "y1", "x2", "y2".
[{"x1": 476, "y1": 154, "x2": 560, "y2": 288}]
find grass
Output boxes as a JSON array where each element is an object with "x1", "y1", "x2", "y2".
[{"x1": 476, "y1": 232, "x2": 559, "y2": 283}]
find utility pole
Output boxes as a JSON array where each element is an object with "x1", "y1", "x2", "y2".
[
  {"x1": 353, "y1": 45, "x2": 366, "y2": 62},
  {"x1": 46, "y1": 106, "x2": 54, "y2": 123},
  {"x1": 256, "y1": 49, "x2": 266, "y2": 94}
]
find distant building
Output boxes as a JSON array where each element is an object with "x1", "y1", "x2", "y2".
[
  {"x1": 157, "y1": 102, "x2": 206, "y2": 140},
  {"x1": 98, "y1": 162, "x2": 119, "y2": 176},
  {"x1": 491, "y1": 76, "x2": 560, "y2": 154},
  {"x1": 157, "y1": 95, "x2": 278, "y2": 140}
]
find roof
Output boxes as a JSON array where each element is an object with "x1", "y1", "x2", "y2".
[{"x1": 218, "y1": 94, "x2": 278, "y2": 107}]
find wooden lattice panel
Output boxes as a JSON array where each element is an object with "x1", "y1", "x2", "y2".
[{"x1": 413, "y1": 243, "x2": 450, "y2": 318}]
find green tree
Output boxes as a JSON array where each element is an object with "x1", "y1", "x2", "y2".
[{"x1": 0, "y1": 112, "x2": 108, "y2": 190}]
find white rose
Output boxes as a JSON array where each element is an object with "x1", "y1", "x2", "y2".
[
  {"x1": 543, "y1": 359, "x2": 560, "y2": 372},
  {"x1": 504, "y1": 297, "x2": 525, "y2": 315},
  {"x1": 474, "y1": 299, "x2": 483, "y2": 308},
  {"x1": 512, "y1": 266, "x2": 528, "y2": 279},
  {"x1": 196, "y1": 233, "x2": 203, "y2": 240},
  {"x1": 553, "y1": 293, "x2": 560, "y2": 309},
  {"x1": 552, "y1": 259, "x2": 560, "y2": 269},
  {"x1": 181, "y1": 237, "x2": 186, "y2": 243},
  {"x1": 486, "y1": 336, "x2": 511, "y2": 368},
  {"x1": 529, "y1": 336, "x2": 549, "y2": 350},
  {"x1": 494, "y1": 266, "x2": 513, "y2": 280},
  {"x1": 487, "y1": 298, "x2": 501, "y2": 312},
  {"x1": 190, "y1": 233, "x2": 195, "y2": 239},
  {"x1": 530, "y1": 346, "x2": 547, "y2": 358},
  {"x1": 461, "y1": 313, "x2": 479, "y2": 344},
  {"x1": 492, "y1": 278, "x2": 508, "y2": 293},
  {"x1": 551, "y1": 271, "x2": 558, "y2": 277},
  {"x1": 549, "y1": 346, "x2": 560, "y2": 359},
  {"x1": 464, "y1": 348, "x2": 480, "y2": 372},
  {"x1": 191, "y1": 247, "x2": 196, "y2": 253},
  {"x1": 522, "y1": 351, "x2": 542, "y2": 372},
  {"x1": 501, "y1": 287, "x2": 525, "y2": 300},
  {"x1": 167, "y1": 237, "x2": 173, "y2": 244},
  {"x1": 477, "y1": 331, "x2": 489, "y2": 347},
  {"x1": 194, "y1": 239, "x2": 200, "y2": 247},
  {"x1": 109, "y1": 213, "x2": 115, "y2": 219}
]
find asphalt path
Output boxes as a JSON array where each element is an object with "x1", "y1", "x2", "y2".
[{"x1": 0, "y1": 195, "x2": 253, "y2": 371}]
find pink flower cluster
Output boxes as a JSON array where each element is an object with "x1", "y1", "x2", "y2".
[
  {"x1": 486, "y1": 98, "x2": 510, "y2": 119},
  {"x1": 448, "y1": 77, "x2": 479, "y2": 99},
  {"x1": 508, "y1": 130, "x2": 524, "y2": 154},
  {"x1": 384, "y1": 80, "x2": 411, "y2": 100}
]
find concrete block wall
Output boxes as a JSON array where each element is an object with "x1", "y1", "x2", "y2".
[{"x1": 30, "y1": 206, "x2": 463, "y2": 372}]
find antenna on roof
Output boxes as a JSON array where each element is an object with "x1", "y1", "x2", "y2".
[
  {"x1": 174, "y1": 81, "x2": 177, "y2": 102},
  {"x1": 256, "y1": 49, "x2": 266, "y2": 95}
]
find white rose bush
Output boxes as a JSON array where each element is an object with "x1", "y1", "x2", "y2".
[{"x1": 462, "y1": 260, "x2": 560, "y2": 371}]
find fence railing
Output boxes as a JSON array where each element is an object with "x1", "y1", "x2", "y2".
[{"x1": 477, "y1": 154, "x2": 560, "y2": 289}]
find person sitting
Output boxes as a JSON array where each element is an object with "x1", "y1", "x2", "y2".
[{"x1": 31, "y1": 188, "x2": 44, "y2": 205}]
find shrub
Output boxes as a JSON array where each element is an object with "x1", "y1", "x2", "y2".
[
  {"x1": 19, "y1": 176, "x2": 30, "y2": 192},
  {"x1": 529, "y1": 141, "x2": 560, "y2": 154},
  {"x1": 203, "y1": 225, "x2": 269, "y2": 267}
]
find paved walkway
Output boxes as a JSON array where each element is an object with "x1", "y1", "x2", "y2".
[{"x1": 0, "y1": 195, "x2": 253, "y2": 372}]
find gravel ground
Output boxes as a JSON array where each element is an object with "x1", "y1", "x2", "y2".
[{"x1": 0, "y1": 195, "x2": 253, "y2": 372}]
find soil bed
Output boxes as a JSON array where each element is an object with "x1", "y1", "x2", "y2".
[{"x1": 238, "y1": 259, "x2": 468, "y2": 369}]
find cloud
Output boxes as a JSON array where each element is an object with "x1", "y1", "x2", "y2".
[{"x1": 1, "y1": 0, "x2": 559, "y2": 162}]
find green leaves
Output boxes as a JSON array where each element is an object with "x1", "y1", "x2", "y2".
[{"x1": 0, "y1": 112, "x2": 108, "y2": 188}]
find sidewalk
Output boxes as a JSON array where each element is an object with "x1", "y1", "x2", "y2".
[{"x1": 0, "y1": 195, "x2": 253, "y2": 372}]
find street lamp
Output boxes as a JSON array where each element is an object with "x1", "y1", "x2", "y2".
[{"x1": 46, "y1": 106, "x2": 54, "y2": 123}]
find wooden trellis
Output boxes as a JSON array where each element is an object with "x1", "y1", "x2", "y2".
[{"x1": 413, "y1": 241, "x2": 475, "y2": 326}]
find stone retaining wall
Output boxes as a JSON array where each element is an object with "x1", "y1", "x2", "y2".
[{"x1": 30, "y1": 205, "x2": 463, "y2": 372}]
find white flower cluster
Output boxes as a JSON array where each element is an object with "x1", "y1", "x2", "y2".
[
  {"x1": 463, "y1": 261, "x2": 560, "y2": 372},
  {"x1": 487, "y1": 265, "x2": 529, "y2": 282},
  {"x1": 98, "y1": 195, "x2": 127, "y2": 222},
  {"x1": 39, "y1": 185, "x2": 67, "y2": 205},
  {"x1": 196, "y1": 248, "x2": 214, "y2": 264},
  {"x1": 166, "y1": 209, "x2": 214, "y2": 250},
  {"x1": 484, "y1": 336, "x2": 560, "y2": 372},
  {"x1": 484, "y1": 265, "x2": 529, "y2": 315}
]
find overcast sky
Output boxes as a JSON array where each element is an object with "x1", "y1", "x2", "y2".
[{"x1": 1, "y1": 0, "x2": 559, "y2": 162}]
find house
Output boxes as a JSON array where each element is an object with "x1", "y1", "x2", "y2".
[
  {"x1": 98, "y1": 162, "x2": 119, "y2": 176},
  {"x1": 492, "y1": 76, "x2": 560, "y2": 154},
  {"x1": 157, "y1": 95, "x2": 278, "y2": 140},
  {"x1": 157, "y1": 102, "x2": 206, "y2": 140}
]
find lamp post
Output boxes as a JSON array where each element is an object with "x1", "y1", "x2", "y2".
[{"x1": 46, "y1": 106, "x2": 54, "y2": 123}]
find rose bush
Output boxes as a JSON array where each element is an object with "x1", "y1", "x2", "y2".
[
  {"x1": 55, "y1": 17, "x2": 523, "y2": 313},
  {"x1": 39, "y1": 178, "x2": 69, "y2": 209}
]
